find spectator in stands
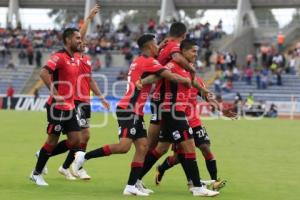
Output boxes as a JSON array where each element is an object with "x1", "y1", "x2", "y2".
[
  {"x1": 18, "y1": 49, "x2": 27, "y2": 65},
  {"x1": 265, "y1": 104, "x2": 278, "y2": 118},
  {"x1": 35, "y1": 49, "x2": 42, "y2": 68},
  {"x1": 117, "y1": 70, "x2": 127, "y2": 81},
  {"x1": 221, "y1": 79, "x2": 233, "y2": 93},
  {"x1": 245, "y1": 93, "x2": 254, "y2": 109},
  {"x1": 286, "y1": 52, "x2": 297, "y2": 75},
  {"x1": 261, "y1": 67, "x2": 269, "y2": 89},
  {"x1": 93, "y1": 58, "x2": 102, "y2": 71},
  {"x1": 148, "y1": 18, "x2": 156, "y2": 32},
  {"x1": 123, "y1": 46, "x2": 133, "y2": 66},
  {"x1": 105, "y1": 51, "x2": 112, "y2": 68},
  {"x1": 214, "y1": 75, "x2": 222, "y2": 94},
  {"x1": 255, "y1": 69, "x2": 262, "y2": 89},
  {"x1": 0, "y1": 41, "x2": 5, "y2": 62},
  {"x1": 27, "y1": 45, "x2": 34, "y2": 65},
  {"x1": 6, "y1": 84, "x2": 14, "y2": 110},
  {"x1": 6, "y1": 58, "x2": 16, "y2": 70},
  {"x1": 245, "y1": 66, "x2": 253, "y2": 85},
  {"x1": 234, "y1": 92, "x2": 243, "y2": 116},
  {"x1": 277, "y1": 32, "x2": 285, "y2": 53}
]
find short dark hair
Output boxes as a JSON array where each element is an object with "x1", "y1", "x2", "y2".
[
  {"x1": 62, "y1": 28, "x2": 79, "y2": 44},
  {"x1": 169, "y1": 22, "x2": 187, "y2": 37},
  {"x1": 180, "y1": 39, "x2": 197, "y2": 51},
  {"x1": 137, "y1": 34, "x2": 155, "y2": 49}
]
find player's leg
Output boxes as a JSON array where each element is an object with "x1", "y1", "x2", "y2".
[
  {"x1": 148, "y1": 99, "x2": 161, "y2": 149},
  {"x1": 124, "y1": 137, "x2": 150, "y2": 195},
  {"x1": 155, "y1": 151, "x2": 180, "y2": 185}
]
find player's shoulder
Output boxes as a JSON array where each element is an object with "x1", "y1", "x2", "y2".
[{"x1": 166, "y1": 40, "x2": 180, "y2": 48}]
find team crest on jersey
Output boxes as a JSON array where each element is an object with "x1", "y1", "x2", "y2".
[
  {"x1": 153, "y1": 60, "x2": 160, "y2": 65},
  {"x1": 54, "y1": 124, "x2": 62, "y2": 132},
  {"x1": 51, "y1": 55, "x2": 59, "y2": 63},
  {"x1": 189, "y1": 127, "x2": 193, "y2": 135},
  {"x1": 130, "y1": 128, "x2": 136, "y2": 135},
  {"x1": 166, "y1": 62, "x2": 174, "y2": 69},
  {"x1": 87, "y1": 60, "x2": 92, "y2": 66}
]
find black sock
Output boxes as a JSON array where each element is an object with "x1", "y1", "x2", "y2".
[
  {"x1": 127, "y1": 162, "x2": 143, "y2": 185},
  {"x1": 62, "y1": 149, "x2": 78, "y2": 169},
  {"x1": 50, "y1": 140, "x2": 70, "y2": 157},
  {"x1": 206, "y1": 159, "x2": 217, "y2": 180},
  {"x1": 34, "y1": 144, "x2": 52, "y2": 175},
  {"x1": 178, "y1": 153, "x2": 191, "y2": 181},
  {"x1": 158, "y1": 156, "x2": 178, "y2": 173},
  {"x1": 85, "y1": 145, "x2": 111, "y2": 160},
  {"x1": 139, "y1": 149, "x2": 161, "y2": 179},
  {"x1": 183, "y1": 153, "x2": 201, "y2": 187}
]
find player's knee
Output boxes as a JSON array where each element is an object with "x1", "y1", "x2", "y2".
[
  {"x1": 67, "y1": 138, "x2": 81, "y2": 148},
  {"x1": 118, "y1": 144, "x2": 131, "y2": 154},
  {"x1": 199, "y1": 144, "x2": 211, "y2": 155}
]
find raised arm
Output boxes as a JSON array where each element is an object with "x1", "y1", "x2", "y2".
[{"x1": 80, "y1": 4, "x2": 101, "y2": 39}]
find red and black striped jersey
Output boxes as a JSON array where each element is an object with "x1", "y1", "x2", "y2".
[
  {"x1": 162, "y1": 60, "x2": 191, "y2": 112},
  {"x1": 152, "y1": 40, "x2": 181, "y2": 101},
  {"x1": 74, "y1": 53, "x2": 92, "y2": 103},
  {"x1": 117, "y1": 55, "x2": 167, "y2": 116},
  {"x1": 45, "y1": 49, "x2": 80, "y2": 110},
  {"x1": 186, "y1": 76, "x2": 206, "y2": 128}
]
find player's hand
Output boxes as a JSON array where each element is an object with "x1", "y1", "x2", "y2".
[
  {"x1": 100, "y1": 98, "x2": 110, "y2": 110},
  {"x1": 205, "y1": 92, "x2": 216, "y2": 101},
  {"x1": 53, "y1": 95, "x2": 65, "y2": 104},
  {"x1": 222, "y1": 108, "x2": 238, "y2": 120},
  {"x1": 183, "y1": 78, "x2": 192, "y2": 88},
  {"x1": 88, "y1": 4, "x2": 101, "y2": 19},
  {"x1": 135, "y1": 79, "x2": 143, "y2": 90}
]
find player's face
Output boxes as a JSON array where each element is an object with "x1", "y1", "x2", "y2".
[
  {"x1": 70, "y1": 31, "x2": 82, "y2": 52},
  {"x1": 183, "y1": 45, "x2": 198, "y2": 63},
  {"x1": 148, "y1": 40, "x2": 159, "y2": 57}
]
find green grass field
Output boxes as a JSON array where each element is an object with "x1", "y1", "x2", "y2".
[{"x1": 0, "y1": 110, "x2": 299, "y2": 200}]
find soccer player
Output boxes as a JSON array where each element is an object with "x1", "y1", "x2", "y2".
[
  {"x1": 155, "y1": 75, "x2": 236, "y2": 190},
  {"x1": 137, "y1": 39, "x2": 220, "y2": 197},
  {"x1": 148, "y1": 22, "x2": 195, "y2": 150},
  {"x1": 30, "y1": 28, "x2": 82, "y2": 186},
  {"x1": 71, "y1": 34, "x2": 191, "y2": 196},
  {"x1": 57, "y1": 4, "x2": 111, "y2": 180}
]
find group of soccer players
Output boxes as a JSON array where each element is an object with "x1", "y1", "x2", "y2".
[{"x1": 30, "y1": 4, "x2": 237, "y2": 197}]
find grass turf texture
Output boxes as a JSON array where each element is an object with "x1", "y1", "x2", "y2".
[{"x1": 0, "y1": 110, "x2": 299, "y2": 200}]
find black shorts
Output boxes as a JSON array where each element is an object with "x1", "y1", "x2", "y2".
[
  {"x1": 116, "y1": 107, "x2": 147, "y2": 140},
  {"x1": 159, "y1": 111, "x2": 193, "y2": 144},
  {"x1": 150, "y1": 99, "x2": 162, "y2": 125},
  {"x1": 75, "y1": 100, "x2": 91, "y2": 129},
  {"x1": 46, "y1": 104, "x2": 80, "y2": 135},
  {"x1": 192, "y1": 126, "x2": 211, "y2": 147}
]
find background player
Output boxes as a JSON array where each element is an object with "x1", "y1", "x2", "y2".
[{"x1": 30, "y1": 28, "x2": 82, "y2": 186}]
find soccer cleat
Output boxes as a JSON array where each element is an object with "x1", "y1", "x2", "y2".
[
  {"x1": 190, "y1": 186, "x2": 220, "y2": 197},
  {"x1": 35, "y1": 151, "x2": 48, "y2": 175},
  {"x1": 77, "y1": 168, "x2": 91, "y2": 180},
  {"x1": 58, "y1": 166, "x2": 77, "y2": 180},
  {"x1": 201, "y1": 180, "x2": 216, "y2": 186},
  {"x1": 135, "y1": 179, "x2": 154, "y2": 194},
  {"x1": 70, "y1": 151, "x2": 86, "y2": 177},
  {"x1": 187, "y1": 180, "x2": 194, "y2": 191},
  {"x1": 212, "y1": 179, "x2": 227, "y2": 191},
  {"x1": 29, "y1": 171, "x2": 48, "y2": 186},
  {"x1": 155, "y1": 165, "x2": 165, "y2": 185},
  {"x1": 123, "y1": 185, "x2": 149, "y2": 196}
]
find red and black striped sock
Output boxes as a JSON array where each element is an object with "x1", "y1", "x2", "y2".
[
  {"x1": 84, "y1": 145, "x2": 112, "y2": 160},
  {"x1": 127, "y1": 162, "x2": 144, "y2": 185},
  {"x1": 50, "y1": 140, "x2": 71, "y2": 157},
  {"x1": 34, "y1": 143, "x2": 54, "y2": 175},
  {"x1": 183, "y1": 153, "x2": 201, "y2": 187},
  {"x1": 204, "y1": 153, "x2": 217, "y2": 180},
  {"x1": 158, "y1": 155, "x2": 178, "y2": 173},
  {"x1": 139, "y1": 149, "x2": 161, "y2": 179}
]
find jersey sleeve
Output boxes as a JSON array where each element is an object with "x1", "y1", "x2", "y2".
[
  {"x1": 45, "y1": 54, "x2": 62, "y2": 72},
  {"x1": 169, "y1": 42, "x2": 181, "y2": 55},
  {"x1": 145, "y1": 59, "x2": 168, "y2": 75}
]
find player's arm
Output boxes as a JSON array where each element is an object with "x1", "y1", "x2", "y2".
[
  {"x1": 135, "y1": 74, "x2": 161, "y2": 90},
  {"x1": 90, "y1": 77, "x2": 110, "y2": 110},
  {"x1": 172, "y1": 52, "x2": 196, "y2": 74},
  {"x1": 80, "y1": 4, "x2": 101, "y2": 39},
  {"x1": 40, "y1": 67, "x2": 64, "y2": 103},
  {"x1": 159, "y1": 70, "x2": 191, "y2": 87}
]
